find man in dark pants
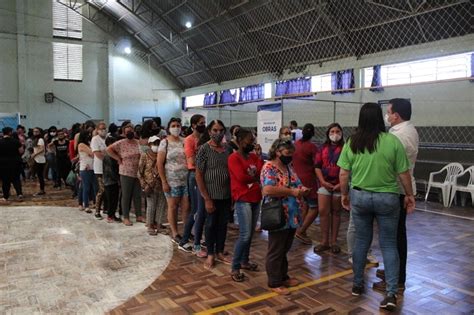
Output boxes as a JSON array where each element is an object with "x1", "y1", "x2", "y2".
[
  {"x1": 0, "y1": 127, "x2": 23, "y2": 202},
  {"x1": 373, "y1": 98, "x2": 419, "y2": 292}
]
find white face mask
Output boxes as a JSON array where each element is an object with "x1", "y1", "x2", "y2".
[
  {"x1": 329, "y1": 134, "x2": 341, "y2": 143},
  {"x1": 280, "y1": 135, "x2": 291, "y2": 141},
  {"x1": 50, "y1": 132, "x2": 56, "y2": 137},
  {"x1": 151, "y1": 145, "x2": 159, "y2": 153},
  {"x1": 99, "y1": 130, "x2": 107, "y2": 138},
  {"x1": 169, "y1": 127, "x2": 181, "y2": 137}
]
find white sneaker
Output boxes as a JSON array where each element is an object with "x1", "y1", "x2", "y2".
[
  {"x1": 348, "y1": 256, "x2": 353, "y2": 264},
  {"x1": 367, "y1": 254, "x2": 379, "y2": 265}
]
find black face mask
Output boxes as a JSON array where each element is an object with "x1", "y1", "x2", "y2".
[
  {"x1": 195, "y1": 125, "x2": 206, "y2": 133},
  {"x1": 126, "y1": 131, "x2": 134, "y2": 140},
  {"x1": 243, "y1": 144, "x2": 255, "y2": 154},
  {"x1": 152, "y1": 128, "x2": 161, "y2": 136},
  {"x1": 279, "y1": 155, "x2": 292, "y2": 165}
]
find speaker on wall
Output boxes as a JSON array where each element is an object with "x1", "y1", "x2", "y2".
[{"x1": 44, "y1": 93, "x2": 55, "y2": 103}]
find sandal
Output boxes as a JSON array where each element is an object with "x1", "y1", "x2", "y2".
[
  {"x1": 331, "y1": 244, "x2": 341, "y2": 254},
  {"x1": 313, "y1": 244, "x2": 331, "y2": 253},
  {"x1": 203, "y1": 261, "x2": 215, "y2": 270},
  {"x1": 231, "y1": 271, "x2": 246, "y2": 282},
  {"x1": 271, "y1": 286, "x2": 291, "y2": 295},
  {"x1": 241, "y1": 262, "x2": 258, "y2": 271},
  {"x1": 123, "y1": 219, "x2": 133, "y2": 226},
  {"x1": 148, "y1": 229, "x2": 158, "y2": 236},
  {"x1": 216, "y1": 255, "x2": 232, "y2": 265}
]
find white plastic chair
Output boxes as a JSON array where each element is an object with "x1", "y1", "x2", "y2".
[
  {"x1": 449, "y1": 166, "x2": 474, "y2": 208},
  {"x1": 424, "y1": 163, "x2": 463, "y2": 207}
]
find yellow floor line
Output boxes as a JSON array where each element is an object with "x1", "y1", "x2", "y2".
[{"x1": 195, "y1": 264, "x2": 376, "y2": 315}]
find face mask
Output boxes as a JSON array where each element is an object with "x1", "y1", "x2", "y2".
[
  {"x1": 279, "y1": 155, "x2": 292, "y2": 165},
  {"x1": 302, "y1": 132, "x2": 313, "y2": 141},
  {"x1": 169, "y1": 127, "x2": 181, "y2": 137},
  {"x1": 329, "y1": 134, "x2": 341, "y2": 143},
  {"x1": 211, "y1": 133, "x2": 224, "y2": 144},
  {"x1": 384, "y1": 114, "x2": 391, "y2": 125},
  {"x1": 98, "y1": 130, "x2": 107, "y2": 137},
  {"x1": 281, "y1": 135, "x2": 291, "y2": 141},
  {"x1": 151, "y1": 145, "x2": 159, "y2": 153},
  {"x1": 126, "y1": 131, "x2": 134, "y2": 140},
  {"x1": 243, "y1": 144, "x2": 255, "y2": 154},
  {"x1": 50, "y1": 132, "x2": 56, "y2": 137},
  {"x1": 195, "y1": 125, "x2": 206, "y2": 133}
]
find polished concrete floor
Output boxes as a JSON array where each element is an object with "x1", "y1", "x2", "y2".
[
  {"x1": 0, "y1": 205, "x2": 173, "y2": 314},
  {"x1": 2, "y1": 180, "x2": 473, "y2": 314}
]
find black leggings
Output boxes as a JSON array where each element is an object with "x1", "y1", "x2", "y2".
[{"x1": 35, "y1": 162, "x2": 46, "y2": 191}]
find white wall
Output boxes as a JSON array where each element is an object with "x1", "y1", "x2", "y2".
[
  {"x1": 182, "y1": 34, "x2": 474, "y2": 128},
  {"x1": 0, "y1": 0, "x2": 180, "y2": 129}
]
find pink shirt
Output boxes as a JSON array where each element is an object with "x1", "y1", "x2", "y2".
[
  {"x1": 184, "y1": 134, "x2": 199, "y2": 170},
  {"x1": 110, "y1": 139, "x2": 140, "y2": 178}
]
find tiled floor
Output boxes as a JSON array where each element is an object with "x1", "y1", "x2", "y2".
[{"x1": 2, "y1": 180, "x2": 474, "y2": 314}]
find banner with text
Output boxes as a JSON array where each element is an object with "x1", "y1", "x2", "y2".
[{"x1": 257, "y1": 103, "x2": 282, "y2": 155}]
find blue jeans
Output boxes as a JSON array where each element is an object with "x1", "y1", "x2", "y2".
[
  {"x1": 350, "y1": 188, "x2": 400, "y2": 296},
  {"x1": 232, "y1": 201, "x2": 260, "y2": 271},
  {"x1": 80, "y1": 170, "x2": 96, "y2": 208},
  {"x1": 180, "y1": 171, "x2": 200, "y2": 246}
]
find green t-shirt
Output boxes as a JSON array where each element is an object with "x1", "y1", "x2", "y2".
[{"x1": 337, "y1": 132, "x2": 409, "y2": 194}]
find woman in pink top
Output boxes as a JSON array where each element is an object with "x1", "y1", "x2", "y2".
[{"x1": 107, "y1": 125, "x2": 144, "y2": 226}]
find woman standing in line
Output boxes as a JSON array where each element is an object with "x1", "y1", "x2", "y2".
[
  {"x1": 77, "y1": 130, "x2": 96, "y2": 213},
  {"x1": 31, "y1": 127, "x2": 46, "y2": 196}
]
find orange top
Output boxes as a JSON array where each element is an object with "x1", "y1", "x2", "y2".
[{"x1": 184, "y1": 134, "x2": 199, "y2": 170}]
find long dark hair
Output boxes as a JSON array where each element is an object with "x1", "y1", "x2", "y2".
[
  {"x1": 198, "y1": 120, "x2": 226, "y2": 146},
  {"x1": 77, "y1": 130, "x2": 92, "y2": 146},
  {"x1": 324, "y1": 123, "x2": 344, "y2": 145},
  {"x1": 33, "y1": 127, "x2": 43, "y2": 147},
  {"x1": 349, "y1": 103, "x2": 386, "y2": 154}
]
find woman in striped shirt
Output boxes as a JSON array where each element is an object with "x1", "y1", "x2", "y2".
[{"x1": 195, "y1": 120, "x2": 232, "y2": 270}]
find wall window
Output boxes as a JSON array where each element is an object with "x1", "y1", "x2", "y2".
[
  {"x1": 52, "y1": 0, "x2": 82, "y2": 39},
  {"x1": 311, "y1": 74, "x2": 332, "y2": 92},
  {"x1": 53, "y1": 42, "x2": 83, "y2": 81},
  {"x1": 364, "y1": 52, "x2": 473, "y2": 88},
  {"x1": 185, "y1": 94, "x2": 205, "y2": 108},
  {"x1": 264, "y1": 83, "x2": 272, "y2": 98}
]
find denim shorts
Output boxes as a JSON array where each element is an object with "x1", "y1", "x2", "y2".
[
  {"x1": 318, "y1": 186, "x2": 341, "y2": 197},
  {"x1": 304, "y1": 197, "x2": 318, "y2": 208},
  {"x1": 164, "y1": 185, "x2": 189, "y2": 198}
]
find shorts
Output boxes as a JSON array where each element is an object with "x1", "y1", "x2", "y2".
[
  {"x1": 318, "y1": 186, "x2": 341, "y2": 197},
  {"x1": 164, "y1": 185, "x2": 189, "y2": 198},
  {"x1": 304, "y1": 197, "x2": 318, "y2": 208}
]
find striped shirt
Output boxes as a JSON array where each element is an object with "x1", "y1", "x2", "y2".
[{"x1": 196, "y1": 142, "x2": 231, "y2": 200}]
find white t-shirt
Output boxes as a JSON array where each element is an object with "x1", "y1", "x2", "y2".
[
  {"x1": 90, "y1": 135, "x2": 106, "y2": 174},
  {"x1": 33, "y1": 138, "x2": 46, "y2": 164}
]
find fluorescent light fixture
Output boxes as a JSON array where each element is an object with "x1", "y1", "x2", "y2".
[
  {"x1": 185, "y1": 21, "x2": 192, "y2": 28},
  {"x1": 124, "y1": 46, "x2": 131, "y2": 54}
]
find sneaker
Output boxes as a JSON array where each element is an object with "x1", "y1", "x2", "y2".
[
  {"x1": 194, "y1": 246, "x2": 208, "y2": 258},
  {"x1": 34, "y1": 191, "x2": 46, "y2": 196},
  {"x1": 85, "y1": 208, "x2": 92, "y2": 213},
  {"x1": 113, "y1": 216, "x2": 122, "y2": 222},
  {"x1": 17, "y1": 195, "x2": 24, "y2": 201},
  {"x1": 352, "y1": 285, "x2": 364, "y2": 296},
  {"x1": 178, "y1": 243, "x2": 193, "y2": 253},
  {"x1": 171, "y1": 235, "x2": 182, "y2": 245},
  {"x1": 367, "y1": 254, "x2": 379, "y2": 266},
  {"x1": 380, "y1": 294, "x2": 397, "y2": 311},
  {"x1": 95, "y1": 213, "x2": 103, "y2": 220},
  {"x1": 348, "y1": 256, "x2": 353, "y2": 264}
]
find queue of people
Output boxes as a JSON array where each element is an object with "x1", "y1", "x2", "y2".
[{"x1": 0, "y1": 98, "x2": 418, "y2": 312}]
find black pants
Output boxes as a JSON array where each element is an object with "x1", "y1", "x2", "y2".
[
  {"x1": 205, "y1": 198, "x2": 231, "y2": 255},
  {"x1": 35, "y1": 162, "x2": 46, "y2": 191},
  {"x1": 398, "y1": 195, "x2": 407, "y2": 285},
  {"x1": 1, "y1": 165, "x2": 22, "y2": 199},
  {"x1": 56, "y1": 158, "x2": 71, "y2": 187},
  {"x1": 105, "y1": 184, "x2": 119, "y2": 218},
  {"x1": 266, "y1": 228, "x2": 296, "y2": 288}
]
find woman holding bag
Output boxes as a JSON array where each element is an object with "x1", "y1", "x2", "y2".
[{"x1": 260, "y1": 139, "x2": 310, "y2": 295}]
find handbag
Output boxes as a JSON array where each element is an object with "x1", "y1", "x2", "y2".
[
  {"x1": 66, "y1": 169, "x2": 77, "y2": 187},
  {"x1": 260, "y1": 166, "x2": 291, "y2": 231}
]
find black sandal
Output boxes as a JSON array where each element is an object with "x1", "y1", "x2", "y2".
[
  {"x1": 331, "y1": 244, "x2": 341, "y2": 254},
  {"x1": 231, "y1": 271, "x2": 246, "y2": 282}
]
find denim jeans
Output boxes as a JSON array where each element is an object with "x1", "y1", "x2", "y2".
[
  {"x1": 232, "y1": 201, "x2": 260, "y2": 271},
  {"x1": 350, "y1": 189, "x2": 400, "y2": 296},
  {"x1": 180, "y1": 171, "x2": 199, "y2": 246},
  {"x1": 193, "y1": 188, "x2": 206, "y2": 247},
  {"x1": 347, "y1": 211, "x2": 374, "y2": 256},
  {"x1": 80, "y1": 170, "x2": 96, "y2": 208},
  {"x1": 205, "y1": 199, "x2": 231, "y2": 255}
]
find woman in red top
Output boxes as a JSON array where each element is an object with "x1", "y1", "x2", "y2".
[
  {"x1": 314, "y1": 123, "x2": 344, "y2": 254},
  {"x1": 228, "y1": 128, "x2": 263, "y2": 282}
]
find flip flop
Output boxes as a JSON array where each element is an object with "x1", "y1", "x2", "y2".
[
  {"x1": 313, "y1": 244, "x2": 331, "y2": 253},
  {"x1": 203, "y1": 262, "x2": 215, "y2": 270},
  {"x1": 216, "y1": 255, "x2": 232, "y2": 265}
]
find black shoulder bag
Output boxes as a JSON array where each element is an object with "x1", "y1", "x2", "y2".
[{"x1": 260, "y1": 165, "x2": 291, "y2": 231}]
